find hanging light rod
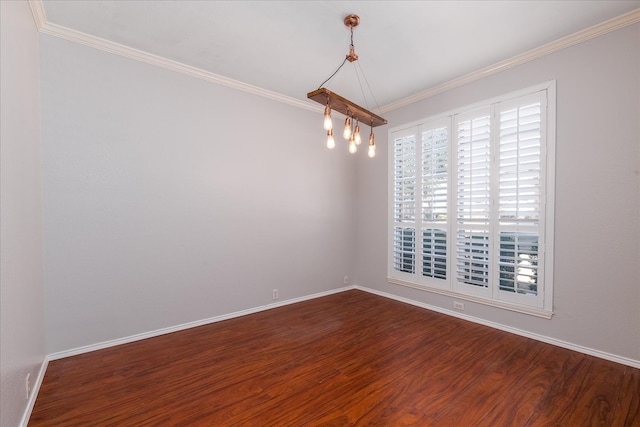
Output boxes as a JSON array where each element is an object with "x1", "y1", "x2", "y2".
[
  {"x1": 307, "y1": 14, "x2": 386, "y2": 128},
  {"x1": 307, "y1": 14, "x2": 386, "y2": 157},
  {"x1": 307, "y1": 88, "x2": 387, "y2": 128}
]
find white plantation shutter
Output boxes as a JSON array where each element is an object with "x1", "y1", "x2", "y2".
[
  {"x1": 393, "y1": 227, "x2": 415, "y2": 274},
  {"x1": 421, "y1": 126, "x2": 449, "y2": 282},
  {"x1": 393, "y1": 134, "x2": 416, "y2": 224},
  {"x1": 498, "y1": 100, "x2": 541, "y2": 226},
  {"x1": 422, "y1": 228, "x2": 447, "y2": 279},
  {"x1": 455, "y1": 111, "x2": 491, "y2": 294},
  {"x1": 496, "y1": 93, "x2": 545, "y2": 303},
  {"x1": 392, "y1": 133, "x2": 417, "y2": 276},
  {"x1": 388, "y1": 83, "x2": 554, "y2": 316},
  {"x1": 422, "y1": 127, "x2": 448, "y2": 223}
]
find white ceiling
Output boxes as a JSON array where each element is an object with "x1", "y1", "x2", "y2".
[{"x1": 41, "y1": 1, "x2": 640, "y2": 109}]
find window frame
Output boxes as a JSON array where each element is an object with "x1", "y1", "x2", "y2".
[{"x1": 387, "y1": 81, "x2": 556, "y2": 318}]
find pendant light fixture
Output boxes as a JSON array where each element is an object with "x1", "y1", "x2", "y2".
[{"x1": 307, "y1": 14, "x2": 387, "y2": 158}]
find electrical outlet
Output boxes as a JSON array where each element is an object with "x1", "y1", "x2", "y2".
[
  {"x1": 343, "y1": 276, "x2": 349, "y2": 284},
  {"x1": 26, "y1": 373, "x2": 31, "y2": 400},
  {"x1": 272, "y1": 289, "x2": 279, "y2": 300},
  {"x1": 453, "y1": 301, "x2": 465, "y2": 310}
]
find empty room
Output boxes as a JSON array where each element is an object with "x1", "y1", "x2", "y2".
[{"x1": 2, "y1": 1, "x2": 639, "y2": 426}]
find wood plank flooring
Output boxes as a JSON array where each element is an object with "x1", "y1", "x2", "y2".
[{"x1": 29, "y1": 290, "x2": 640, "y2": 426}]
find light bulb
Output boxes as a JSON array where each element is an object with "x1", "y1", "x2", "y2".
[
  {"x1": 323, "y1": 105, "x2": 332, "y2": 130},
  {"x1": 368, "y1": 131, "x2": 375, "y2": 157},
  {"x1": 326, "y1": 129, "x2": 335, "y2": 149},
  {"x1": 349, "y1": 140, "x2": 357, "y2": 154},
  {"x1": 343, "y1": 117, "x2": 352, "y2": 140},
  {"x1": 354, "y1": 124, "x2": 361, "y2": 145},
  {"x1": 349, "y1": 133, "x2": 357, "y2": 153}
]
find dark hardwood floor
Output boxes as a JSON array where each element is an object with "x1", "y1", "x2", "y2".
[{"x1": 29, "y1": 290, "x2": 640, "y2": 426}]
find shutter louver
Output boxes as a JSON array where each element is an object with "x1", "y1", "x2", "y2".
[
  {"x1": 393, "y1": 133, "x2": 418, "y2": 275},
  {"x1": 393, "y1": 227, "x2": 415, "y2": 274},
  {"x1": 422, "y1": 228, "x2": 447, "y2": 279},
  {"x1": 498, "y1": 101, "x2": 542, "y2": 296},
  {"x1": 421, "y1": 127, "x2": 448, "y2": 280},
  {"x1": 499, "y1": 103, "x2": 541, "y2": 225},
  {"x1": 394, "y1": 135, "x2": 416, "y2": 223},
  {"x1": 456, "y1": 114, "x2": 491, "y2": 288},
  {"x1": 422, "y1": 128, "x2": 448, "y2": 223},
  {"x1": 499, "y1": 232, "x2": 539, "y2": 295}
]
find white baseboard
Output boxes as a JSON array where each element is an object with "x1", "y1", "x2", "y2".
[
  {"x1": 46, "y1": 283, "x2": 640, "y2": 368},
  {"x1": 48, "y1": 286, "x2": 355, "y2": 361},
  {"x1": 356, "y1": 285, "x2": 640, "y2": 369},
  {"x1": 20, "y1": 356, "x2": 49, "y2": 427},
  {"x1": 25, "y1": 283, "x2": 638, "y2": 425}
]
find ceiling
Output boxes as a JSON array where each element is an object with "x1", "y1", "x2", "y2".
[{"x1": 40, "y1": 1, "x2": 640, "y2": 110}]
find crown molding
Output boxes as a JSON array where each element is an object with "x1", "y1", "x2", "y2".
[
  {"x1": 28, "y1": 1, "x2": 638, "y2": 114},
  {"x1": 27, "y1": 0, "x2": 319, "y2": 113},
  {"x1": 28, "y1": 0, "x2": 47, "y2": 31},
  {"x1": 380, "y1": 8, "x2": 640, "y2": 113}
]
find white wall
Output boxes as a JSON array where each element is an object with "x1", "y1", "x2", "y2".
[
  {"x1": 355, "y1": 23, "x2": 640, "y2": 362},
  {"x1": 40, "y1": 35, "x2": 357, "y2": 354},
  {"x1": 0, "y1": 1, "x2": 47, "y2": 426}
]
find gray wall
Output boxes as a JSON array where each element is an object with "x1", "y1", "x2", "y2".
[
  {"x1": 40, "y1": 35, "x2": 356, "y2": 354},
  {"x1": 355, "y1": 24, "x2": 640, "y2": 362},
  {"x1": 0, "y1": 2, "x2": 46, "y2": 426},
  {"x1": 4, "y1": 13, "x2": 639, "y2": 427}
]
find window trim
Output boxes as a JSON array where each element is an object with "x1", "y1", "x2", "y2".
[{"x1": 387, "y1": 81, "x2": 556, "y2": 318}]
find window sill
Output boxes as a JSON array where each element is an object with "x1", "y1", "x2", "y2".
[{"x1": 387, "y1": 277, "x2": 553, "y2": 319}]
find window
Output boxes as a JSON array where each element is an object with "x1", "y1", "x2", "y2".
[{"x1": 388, "y1": 83, "x2": 555, "y2": 317}]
